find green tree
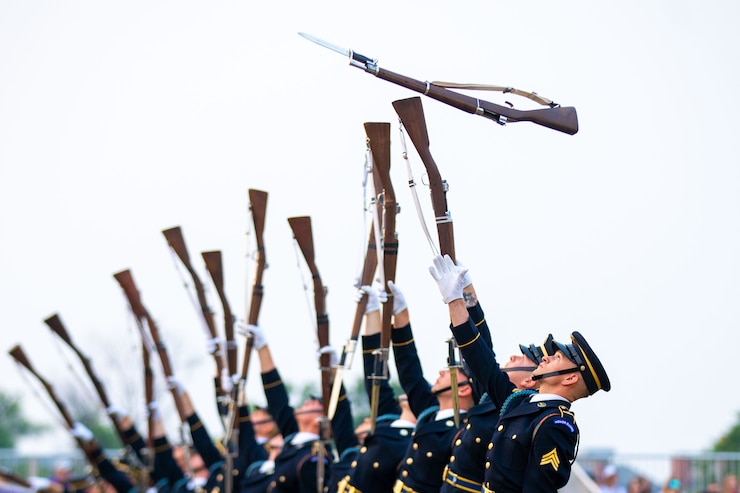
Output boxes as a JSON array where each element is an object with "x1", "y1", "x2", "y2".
[
  {"x1": 713, "y1": 412, "x2": 740, "y2": 452},
  {"x1": 0, "y1": 390, "x2": 47, "y2": 448}
]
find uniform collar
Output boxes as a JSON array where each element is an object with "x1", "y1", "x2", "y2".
[{"x1": 530, "y1": 393, "x2": 569, "y2": 404}]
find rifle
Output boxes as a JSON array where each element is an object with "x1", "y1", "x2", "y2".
[
  {"x1": 8, "y1": 345, "x2": 99, "y2": 468},
  {"x1": 299, "y1": 32, "x2": 579, "y2": 135},
  {"x1": 326, "y1": 224, "x2": 377, "y2": 420},
  {"x1": 392, "y1": 96, "x2": 455, "y2": 261},
  {"x1": 162, "y1": 226, "x2": 227, "y2": 407},
  {"x1": 241, "y1": 189, "x2": 269, "y2": 385},
  {"x1": 43, "y1": 313, "x2": 128, "y2": 447},
  {"x1": 201, "y1": 250, "x2": 239, "y2": 493},
  {"x1": 113, "y1": 269, "x2": 188, "y2": 422},
  {"x1": 287, "y1": 216, "x2": 332, "y2": 413},
  {"x1": 394, "y1": 97, "x2": 466, "y2": 425},
  {"x1": 363, "y1": 122, "x2": 398, "y2": 434},
  {"x1": 287, "y1": 216, "x2": 331, "y2": 493}
]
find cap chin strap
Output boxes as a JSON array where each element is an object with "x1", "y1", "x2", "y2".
[
  {"x1": 501, "y1": 366, "x2": 538, "y2": 373},
  {"x1": 531, "y1": 366, "x2": 580, "y2": 381},
  {"x1": 432, "y1": 381, "x2": 470, "y2": 396}
]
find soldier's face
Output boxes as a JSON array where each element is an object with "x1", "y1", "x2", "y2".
[
  {"x1": 532, "y1": 350, "x2": 576, "y2": 381},
  {"x1": 431, "y1": 368, "x2": 468, "y2": 394},
  {"x1": 503, "y1": 354, "x2": 538, "y2": 388}
]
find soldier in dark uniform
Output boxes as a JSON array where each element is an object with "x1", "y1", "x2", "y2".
[
  {"x1": 429, "y1": 253, "x2": 611, "y2": 493},
  {"x1": 68, "y1": 423, "x2": 137, "y2": 493},
  {"x1": 247, "y1": 324, "x2": 336, "y2": 493},
  {"x1": 441, "y1": 276, "x2": 557, "y2": 493},
  {"x1": 386, "y1": 281, "x2": 477, "y2": 493},
  {"x1": 336, "y1": 284, "x2": 416, "y2": 493}
]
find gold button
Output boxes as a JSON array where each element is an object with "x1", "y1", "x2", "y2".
[
  {"x1": 402, "y1": 471, "x2": 409, "y2": 478},
  {"x1": 450, "y1": 456, "x2": 456, "y2": 462},
  {"x1": 401, "y1": 429, "x2": 409, "y2": 436},
  {"x1": 512, "y1": 434, "x2": 517, "y2": 440},
  {"x1": 466, "y1": 424, "x2": 472, "y2": 429},
  {"x1": 373, "y1": 462, "x2": 379, "y2": 469},
  {"x1": 488, "y1": 443, "x2": 493, "y2": 450},
  {"x1": 455, "y1": 439, "x2": 462, "y2": 446},
  {"x1": 426, "y1": 451, "x2": 433, "y2": 458},
  {"x1": 351, "y1": 461, "x2": 357, "y2": 467},
  {"x1": 497, "y1": 425, "x2": 503, "y2": 431},
  {"x1": 445, "y1": 420, "x2": 454, "y2": 427},
  {"x1": 485, "y1": 461, "x2": 490, "y2": 469},
  {"x1": 475, "y1": 437, "x2": 481, "y2": 443},
  {"x1": 279, "y1": 476, "x2": 286, "y2": 483},
  {"x1": 413, "y1": 443, "x2": 419, "y2": 450},
  {"x1": 406, "y1": 458, "x2": 413, "y2": 465},
  {"x1": 216, "y1": 474, "x2": 223, "y2": 482},
  {"x1": 360, "y1": 446, "x2": 367, "y2": 454}
]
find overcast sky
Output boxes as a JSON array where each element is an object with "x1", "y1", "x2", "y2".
[{"x1": 1, "y1": 1, "x2": 739, "y2": 458}]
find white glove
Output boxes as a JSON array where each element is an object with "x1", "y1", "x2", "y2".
[
  {"x1": 387, "y1": 280, "x2": 408, "y2": 315},
  {"x1": 70, "y1": 422, "x2": 94, "y2": 442},
  {"x1": 317, "y1": 345, "x2": 339, "y2": 367},
  {"x1": 206, "y1": 336, "x2": 221, "y2": 355},
  {"x1": 456, "y1": 259, "x2": 473, "y2": 288},
  {"x1": 429, "y1": 254, "x2": 469, "y2": 303},
  {"x1": 357, "y1": 285, "x2": 381, "y2": 314},
  {"x1": 221, "y1": 368, "x2": 234, "y2": 393},
  {"x1": 147, "y1": 401, "x2": 160, "y2": 420},
  {"x1": 166, "y1": 375, "x2": 184, "y2": 395},
  {"x1": 106, "y1": 404, "x2": 127, "y2": 419},
  {"x1": 237, "y1": 321, "x2": 268, "y2": 350}
]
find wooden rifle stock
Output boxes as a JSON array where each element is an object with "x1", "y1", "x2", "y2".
[
  {"x1": 0, "y1": 467, "x2": 32, "y2": 488},
  {"x1": 43, "y1": 313, "x2": 128, "y2": 447},
  {"x1": 9, "y1": 345, "x2": 99, "y2": 467},
  {"x1": 162, "y1": 226, "x2": 226, "y2": 385},
  {"x1": 201, "y1": 251, "x2": 238, "y2": 382},
  {"x1": 372, "y1": 67, "x2": 578, "y2": 135},
  {"x1": 242, "y1": 189, "x2": 269, "y2": 382},
  {"x1": 287, "y1": 216, "x2": 332, "y2": 416},
  {"x1": 393, "y1": 96, "x2": 456, "y2": 260},
  {"x1": 113, "y1": 269, "x2": 188, "y2": 422}
]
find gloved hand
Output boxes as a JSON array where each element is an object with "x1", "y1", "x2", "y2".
[
  {"x1": 429, "y1": 254, "x2": 469, "y2": 303},
  {"x1": 317, "y1": 345, "x2": 339, "y2": 368},
  {"x1": 147, "y1": 401, "x2": 160, "y2": 420},
  {"x1": 70, "y1": 422, "x2": 94, "y2": 442},
  {"x1": 237, "y1": 321, "x2": 267, "y2": 350},
  {"x1": 456, "y1": 259, "x2": 473, "y2": 288},
  {"x1": 166, "y1": 375, "x2": 184, "y2": 395},
  {"x1": 221, "y1": 368, "x2": 234, "y2": 393},
  {"x1": 206, "y1": 336, "x2": 221, "y2": 355},
  {"x1": 357, "y1": 285, "x2": 382, "y2": 314},
  {"x1": 105, "y1": 404, "x2": 128, "y2": 420},
  {"x1": 387, "y1": 280, "x2": 408, "y2": 315}
]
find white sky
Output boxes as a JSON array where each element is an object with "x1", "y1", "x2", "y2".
[{"x1": 1, "y1": 1, "x2": 739, "y2": 457}]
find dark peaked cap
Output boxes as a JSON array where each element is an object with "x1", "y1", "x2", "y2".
[{"x1": 555, "y1": 331, "x2": 611, "y2": 395}]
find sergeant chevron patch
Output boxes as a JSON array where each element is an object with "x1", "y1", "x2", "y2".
[{"x1": 540, "y1": 448, "x2": 561, "y2": 471}]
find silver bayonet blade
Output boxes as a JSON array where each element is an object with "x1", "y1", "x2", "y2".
[{"x1": 299, "y1": 32, "x2": 351, "y2": 58}]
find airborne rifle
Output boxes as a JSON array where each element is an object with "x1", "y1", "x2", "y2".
[{"x1": 299, "y1": 32, "x2": 578, "y2": 135}]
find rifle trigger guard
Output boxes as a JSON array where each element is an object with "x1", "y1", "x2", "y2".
[{"x1": 475, "y1": 98, "x2": 484, "y2": 116}]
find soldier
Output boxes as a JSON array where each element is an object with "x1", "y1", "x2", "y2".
[
  {"x1": 68, "y1": 423, "x2": 136, "y2": 493},
  {"x1": 439, "y1": 273, "x2": 555, "y2": 493},
  {"x1": 384, "y1": 281, "x2": 476, "y2": 493},
  {"x1": 429, "y1": 253, "x2": 611, "y2": 493},
  {"x1": 246, "y1": 324, "x2": 340, "y2": 493},
  {"x1": 336, "y1": 284, "x2": 416, "y2": 493}
]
